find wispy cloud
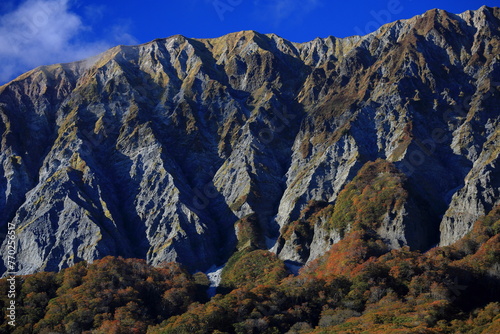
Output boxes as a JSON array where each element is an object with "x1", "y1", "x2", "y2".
[
  {"x1": 252, "y1": 0, "x2": 322, "y2": 26},
  {"x1": 0, "y1": 0, "x2": 137, "y2": 84}
]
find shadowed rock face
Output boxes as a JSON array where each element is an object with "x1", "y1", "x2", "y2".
[{"x1": 0, "y1": 6, "x2": 499, "y2": 275}]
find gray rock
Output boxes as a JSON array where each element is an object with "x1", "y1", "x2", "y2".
[{"x1": 0, "y1": 6, "x2": 499, "y2": 275}]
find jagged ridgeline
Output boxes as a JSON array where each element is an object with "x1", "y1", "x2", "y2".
[{"x1": 0, "y1": 6, "x2": 499, "y2": 276}]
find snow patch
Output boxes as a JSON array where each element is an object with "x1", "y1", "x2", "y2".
[{"x1": 206, "y1": 265, "x2": 225, "y2": 297}]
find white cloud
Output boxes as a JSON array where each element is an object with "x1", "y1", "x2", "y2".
[
  {"x1": 252, "y1": 0, "x2": 321, "y2": 25},
  {"x1": 0, "y1": 0, "x2": 138, "y2": 83}
]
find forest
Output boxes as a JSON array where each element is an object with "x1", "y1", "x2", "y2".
[{"x1": 1, "y1": 160, "x2": 499, "y2": 333}]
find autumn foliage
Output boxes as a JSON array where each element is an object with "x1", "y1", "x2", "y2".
[
  {"x1": 0, "y1": 257, "x2": 196, "y2": 333},
  {"x1": 1, "y1": 160, "x2": 499, "y2": 333}
]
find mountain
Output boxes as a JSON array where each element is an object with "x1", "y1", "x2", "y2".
[{"x1": 0, "y1": 6, "x2": 499, "y2": 277}]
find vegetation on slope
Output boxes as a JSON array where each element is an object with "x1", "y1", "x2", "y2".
[
  {"x1": 326, "y1": 159, "x2": 408, "y2": 234},
  {"x1": 0, "y1": 257, "x2": 197, "y2": 333},
  {"x1": 1, "y1": 160, "x2": 499, "y2": 334}
]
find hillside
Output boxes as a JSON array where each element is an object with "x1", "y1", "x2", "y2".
[
  {"x1": 1, "y1": 6, "x2": 499, "y2": 276},
  {"x1": 0, "y1": 5, "x2": 499, "y2": 333}
]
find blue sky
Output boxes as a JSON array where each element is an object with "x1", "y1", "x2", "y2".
[{"x1": 0, "y1": 0, "x2": 497, "y2": 83}]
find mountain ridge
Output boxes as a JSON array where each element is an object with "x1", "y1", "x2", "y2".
[{"x1": 0, "y1": 5, "x2": 499, "y2": 275}]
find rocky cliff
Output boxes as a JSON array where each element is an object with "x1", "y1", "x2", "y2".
[{"x1": 1, "y1": 6, "x2": 499, "y2": 275}]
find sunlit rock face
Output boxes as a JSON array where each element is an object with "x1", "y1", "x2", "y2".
[{"x1": 0, "y1": 6, "x2": 499, "y2": 275}]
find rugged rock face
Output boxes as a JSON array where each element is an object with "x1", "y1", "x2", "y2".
[
  {"x1": 0, "y1": 6, "x2": 499, "y2": 275},
  {"x1": 440, "y1": 129, "x2": 500, "y2": 245}
]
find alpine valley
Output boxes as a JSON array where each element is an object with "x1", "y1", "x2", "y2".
[{"x1": 1, "y1": 6, "x2": 500, "y2": 334}]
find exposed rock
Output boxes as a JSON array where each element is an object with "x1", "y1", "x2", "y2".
[
  {"x1": 0, "y1": 6, "x2": 499, "y2": 274},
  {"x1": 440, "y1": 129, "x2": 500, "y2": 245}
]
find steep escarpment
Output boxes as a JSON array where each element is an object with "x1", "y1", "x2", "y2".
[{"x1": 0, "y1": 6, "x2": 499, "y2": 275}]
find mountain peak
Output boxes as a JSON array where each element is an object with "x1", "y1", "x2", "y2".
[{"x1": 0, "y1": 6, "x2": 499, "y2": 278}]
